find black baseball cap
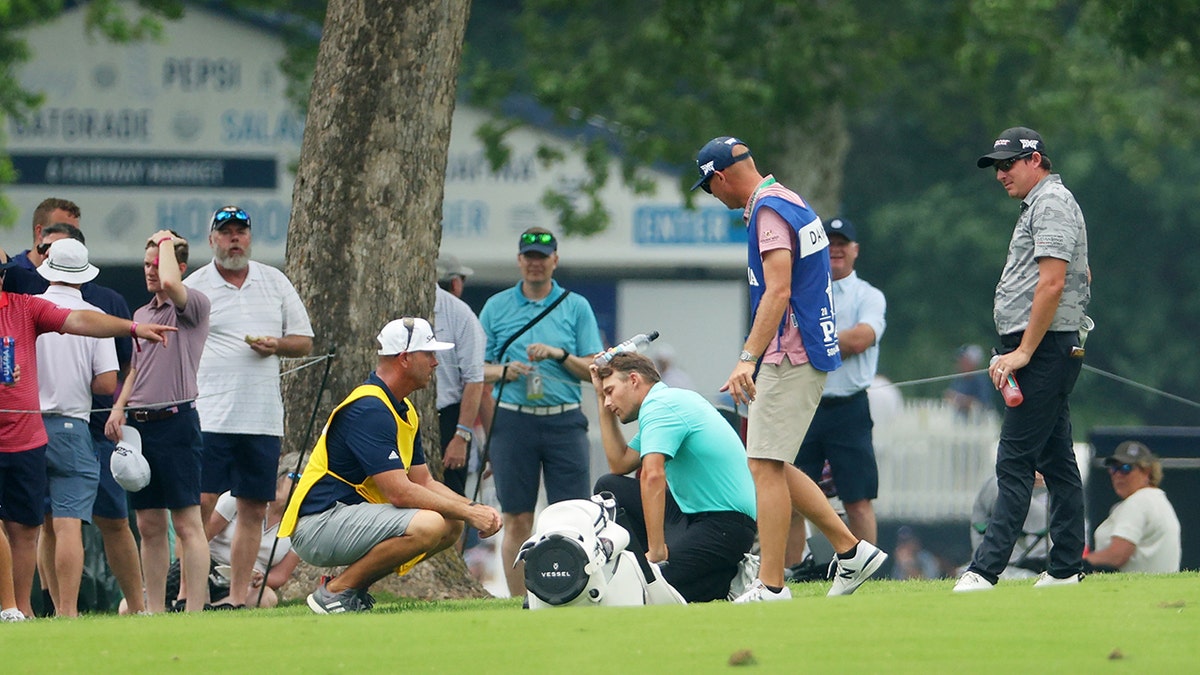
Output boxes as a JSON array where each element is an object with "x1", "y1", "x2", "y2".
[
  {"x1": 977, "y1": 127, "x2": 1046, "y2": 168},
  {"x1": 211, "y1": 206, "x2": 252, "y2": 231}
]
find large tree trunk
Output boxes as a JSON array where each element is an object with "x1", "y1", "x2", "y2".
[
  {"x1": 279, "y1": 0, "x2": 486, "y2": 601},
  {"x1": 766, "y1": 103, "x2": 850, "y2": 219}
]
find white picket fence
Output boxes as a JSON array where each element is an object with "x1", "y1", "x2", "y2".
[{"x1": 872, "y1": 399, "x2": 1001, "y2": 521}]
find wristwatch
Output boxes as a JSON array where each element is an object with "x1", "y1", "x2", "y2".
[
  {"x1": 738, "y1": 350, "x2": 758, "y2": 363},
  {"x1": 455, "y1": 427, "x2": 474, "y2": 443}
]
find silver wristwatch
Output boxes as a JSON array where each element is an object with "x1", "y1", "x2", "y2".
[
  {"x1": 738, "y1": 350, "x2": 758, "y2": 363},
  {"x1": 455, "y1": 428, "x2": 473, "y2": 443}
]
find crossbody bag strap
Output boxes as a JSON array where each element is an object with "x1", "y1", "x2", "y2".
[{"x1": 495, "y1": 289, "x2": 573, "y2": 362}]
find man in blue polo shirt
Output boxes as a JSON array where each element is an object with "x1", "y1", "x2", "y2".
[
  {"x1": 793, "y1": 217, "x2": 886, "y2": 545},
  {"x1": 479, "y1": 227, "x2": 604, "y2": 598},
  {"x1": 591, "y1": 353, "x2": 757, "y2": 602}
]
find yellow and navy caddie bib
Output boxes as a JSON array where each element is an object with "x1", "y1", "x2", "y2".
[{"x1": 279, "y1": 384, "x2": 425, "y2": 575}]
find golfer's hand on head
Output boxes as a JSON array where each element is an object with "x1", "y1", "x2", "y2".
[
  {"x1": 721, "y1": 361, "x2": 757, "y2": 406},
  {"x1": 588, "y1": 363, "x2": 604, "y2": 393}
]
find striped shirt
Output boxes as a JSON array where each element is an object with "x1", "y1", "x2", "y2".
[{"x1": 184, "y1": 260, "x2": 313, "y2": 436}]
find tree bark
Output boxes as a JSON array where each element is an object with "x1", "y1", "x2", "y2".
[{"x1": 280, "y1": 0, "x2": 487, "y2": 600}]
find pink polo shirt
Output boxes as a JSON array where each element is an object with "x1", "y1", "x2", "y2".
[
  {"x1": 753, "y1": 206, "x2": 810, "y2": 367},
  {"x1": 127, "y1": 290, "x2": 210, "y2": 408}
]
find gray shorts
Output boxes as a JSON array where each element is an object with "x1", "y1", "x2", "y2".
[
  {"x1": 44, "y1": 415, "x2": 100, "y2": 521},
  {"x1": 290, "y1": 501, "x2": 418, "y2": 568}
]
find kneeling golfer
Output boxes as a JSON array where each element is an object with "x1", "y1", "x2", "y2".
[
  {"x1": 591, "y1": 353, "x2": 758, "y2": 602},
  {"x1": 280, "y1": 318, "x2": 502, "y2": 614}
]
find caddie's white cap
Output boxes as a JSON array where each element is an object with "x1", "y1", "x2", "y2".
[
  {"x1": 111, "y1": 425, "x2": 151, "y2": 492},
  {"x1": 377, "y1": 317, "x2": 454, "y2": 355}
]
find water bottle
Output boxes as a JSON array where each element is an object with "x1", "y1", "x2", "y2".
[
  {"x1": 526, "y1": 362, "x2": 545, "y2": 400},
  {"x1": 989, "y1": 355, "x2": 1024, "y2": 407},
  {"x1": 593, "y1": 331, "x2": 660, "y2": 366}
]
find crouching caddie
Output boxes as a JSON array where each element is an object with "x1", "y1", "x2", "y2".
[{"x1": 280, "y1": 318, "x2": 502, "y2": 614}]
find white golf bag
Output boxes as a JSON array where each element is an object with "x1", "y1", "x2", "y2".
[{"x1": 517, "y1": 494, "x2": 686, "y2": 609}]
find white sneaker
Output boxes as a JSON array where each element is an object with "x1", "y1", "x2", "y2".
[
  {"x1": 828, "y1": 541, "x2": 889, "y2": 596},
  {"x1": 953, "y1": 571, "x2": 996, "y2": 593},
  {"x1": 1033, "y1": 571, "x2": 1083, "y2": 588},
  {"x1": 1, "y1": 608, "x2": 27, "y2": 622},
  {"x1": 732, "y1": 579, "x2": 792, "y2": 603}
]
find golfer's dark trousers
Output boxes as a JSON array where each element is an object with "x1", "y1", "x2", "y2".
[
  {"x1": 969, "y1": 330, "x2": 1085, "y2": 583},
  {"x1": 594, "y1": 474, "x2": 756, "y2": 603}
]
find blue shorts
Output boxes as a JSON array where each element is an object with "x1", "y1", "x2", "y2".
[
  {"x1": 0, "y1": 447, "x2": 48, "y2": 526},
  {"x1": 91, "y1": 430, "x2": 128, "y2": 520},
  {"x1": 44, "y1": 415, "x2": 100, "y2": 521},
  {"x1": 795, "y1": 390, "x2": 879, "y2": 503},
  {"x1": 200, "y1": 432, "x2": 281, "y2": 502},
  {"x1": 129, "y1": 409, "x2": 203, "y2": 511},
  {"x1": 489, "y1": 407, "x2": 591, "y2": 514}
]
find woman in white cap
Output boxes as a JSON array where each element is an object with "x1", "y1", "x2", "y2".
[{"x1": 1085, "y1": 441, "x2": 1181, "y2": 574}]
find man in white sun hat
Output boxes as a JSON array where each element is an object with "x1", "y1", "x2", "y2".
[
  {"x1": 280, "y1": 318, "x2": 503, "y2": 614},
  {"x1": 35, "y1": 238, "x2": 119, "y2": 617}
]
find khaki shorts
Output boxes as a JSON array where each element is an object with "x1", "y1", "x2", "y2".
[{"x1": 745, "y1": 361, "x2": 826, "y2": 462}]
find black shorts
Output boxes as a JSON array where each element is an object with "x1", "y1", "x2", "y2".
[
  {"x1": 129, "y1": 409, "x2": 203, "y2": 511},
  {"x1": 795, "y1": 390, "x2": 879, "y2": 503},
  {"x1": 0, "y1": 447, "x2": 47, "y2": 526},
  {"x1": 200, "y1": 432, "x2": 281, "y2": 502}
]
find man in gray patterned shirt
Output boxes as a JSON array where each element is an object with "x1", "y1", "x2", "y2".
[{"x1": 955, "y1": 127, "x2": 1090, "y2": 592}]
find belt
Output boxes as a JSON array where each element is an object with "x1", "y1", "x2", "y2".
[
  {"x1": 497, "y1": 402, "x2": 581, "y2": 416},
  {"x1": 130, "y1": 401, "x2": 196, "y2": 423},
  {"x1": 821, "y1": 390, "x2": 868, "y2": 405}
]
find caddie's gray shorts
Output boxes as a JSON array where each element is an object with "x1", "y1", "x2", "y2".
[{"x1": 290, "y1": 501, "x2": 418, "y2": 568}]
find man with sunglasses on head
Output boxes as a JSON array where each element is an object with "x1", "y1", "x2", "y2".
[
  {"x1": 690, "y1": 136, "x2": 886, "y2": 603},
  {"x1": 955, "y1": 127, "x2": 1090, "y2": 592},
  {"x1": 181, "y1": 205, "x2": 313, "y2": 609},
  {"x1": 280, "y1": 318, "x2": 501, "y2": 614},
  {"x1": 479, "y1": 227, "x2": 605, "y2": 598}
]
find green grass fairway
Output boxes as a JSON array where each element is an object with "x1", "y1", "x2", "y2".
[{"x1": 4, "y1": 573, "x2": 1197, "y2": 673}]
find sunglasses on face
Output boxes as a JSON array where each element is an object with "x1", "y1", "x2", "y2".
[
  {"x1": 521, "y1": 232, "x2": 555, "y2": 245},
  {"x1": 993, "y1": 154, "x2": 1031, "y2": 173},
  {"x1": 213, "y1": 208, "x2": 251, "y2": 226},
  {"x1": 700, "y1": 174, "x2": 716, "y2": 194},
  {"x1": 1108, "y1": 463, "x2": 1135, "y2": 476},
  {"x1": 36, "y1": 242, "x2": 52, "y2": 256}
]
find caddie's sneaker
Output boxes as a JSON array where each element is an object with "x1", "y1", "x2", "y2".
[
  {"x1": 828, "y1": 541, "x2": 888, "y2": 596},
  {"x1": 307, "y1": 582, "x2": 370, "y2": 614},
  {"x1": 733, "y1": 579, "x2": 792, "y2": 603},
  {"x1": 953, "y1": 570, "x2": 996, "y2": 593},
  {"x1": 1033, "y1": 571, "x2": 1083, "y2": 588},
  {"x1": 1, "y1": 608, "x2": 27, "y2": 622}
]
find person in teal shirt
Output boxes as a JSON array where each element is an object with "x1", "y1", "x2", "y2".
[{"x1": 591, "y1": 352, "x2": 756, "y2": 602}]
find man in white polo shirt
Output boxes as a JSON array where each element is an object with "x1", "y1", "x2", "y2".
[
  {"x1": 35, "y1": 239, "x2": 119, "y2": 617},
  {"x1": 183, "y1": 205, "x2": 314, "y2": 609}
]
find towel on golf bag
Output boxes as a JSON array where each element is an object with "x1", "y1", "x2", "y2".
[{"x1": 517, "y1": 495, "x2": 686, "y2": 609}]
